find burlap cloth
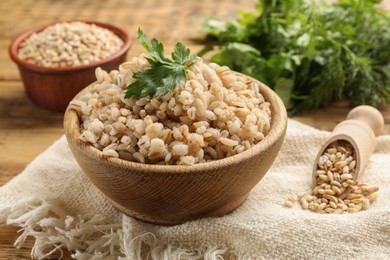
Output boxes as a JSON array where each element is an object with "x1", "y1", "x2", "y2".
[{"x1": 0, "y1": 119, "x2": 389, "y2": 259}]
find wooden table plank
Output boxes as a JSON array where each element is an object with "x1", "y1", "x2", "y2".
[
  {"x1": 294, "y1": 100, "x2": 390, "y2": 134},
  {"x1": 0, "y1": 226, "x2": 70, "y2": 259}
]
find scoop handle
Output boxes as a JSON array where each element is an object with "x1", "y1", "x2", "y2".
[
  {"x1": 313, "y1": 105, "x2": 384, "y2": 191},
  {"x1": 346, "y1": 105, "x2": 384, "y2": 136}
]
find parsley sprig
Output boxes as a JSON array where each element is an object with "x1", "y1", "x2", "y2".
[{"x1": 125, "y1": 29, "x2": 197, "y2": 99}]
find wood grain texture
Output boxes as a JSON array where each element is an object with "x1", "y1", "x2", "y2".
[
  {"x1": 1, "y1": 0, "x2": 390, "y2": 258},
  {"x1": 64, "y1": 73, "x2": 288, "y2": 225}
]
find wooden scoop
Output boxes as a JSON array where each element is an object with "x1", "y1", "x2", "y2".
[{"x1": 312, "y1": 105, "x2": 384, "y2": 199}]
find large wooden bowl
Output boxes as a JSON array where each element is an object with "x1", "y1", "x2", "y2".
[{"x1": 64, "y1": 73, "x2": 288, "y2": 225}]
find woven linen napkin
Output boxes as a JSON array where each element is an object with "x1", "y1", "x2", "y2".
[{"x1": 0, "y1": 119, "x2": 389, "y2": 259}]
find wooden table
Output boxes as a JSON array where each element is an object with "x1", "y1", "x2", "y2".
[{"x1": 0, "y1": 0, "x2": 389, "y2": 259}]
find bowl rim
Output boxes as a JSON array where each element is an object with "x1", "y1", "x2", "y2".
[
  {"x1": 8, "y1": 20, "x2": 132, "y2": 74},
  {"x1": 64, "y1": 72, "x2": 288, "y2": 175}
]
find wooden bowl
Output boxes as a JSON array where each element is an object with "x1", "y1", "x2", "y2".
[
  {"x1": 64, "y1": 74, "x2": 288, "y2": 225},
  {"x1": 9, "y1": 21, "x2": 132, "y2": 112}
]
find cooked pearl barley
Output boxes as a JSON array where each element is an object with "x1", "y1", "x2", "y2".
[
  {"x1": 172, "y1": 144, "x2": 189, "y2": 156},
  {"x1": 285, "y1": 140, "x2": 379, "y2": 214},
  {"x1": 102, "y1": 149, "x2": 119, "y2": 158},
  {"x1": 18, "y1": 22, "x2": 124, "y2": 67},
  {"x1": 71, "y1": 56, "x2": 271, "y2": 165}
]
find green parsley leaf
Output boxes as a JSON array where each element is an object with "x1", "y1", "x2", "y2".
[
  {"x1": 172, "y1": 42, "x2": 197, "y2": 65},
  {"x1": 125, "y1": 29, "x2": 197, "y2": 99}
]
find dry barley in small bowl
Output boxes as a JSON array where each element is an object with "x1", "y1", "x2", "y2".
[
  {"x1": 69, "y1": 56, "x2": 272, "y2": 165},
  {"x1": 18, "y1": 21, "x2": 124, "y2": 67},
  {"x1": 9, "y1": 20, "x2": 131, "y2": 111}
]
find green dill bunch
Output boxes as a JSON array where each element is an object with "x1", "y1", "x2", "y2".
[{"x1": 203, "y1": 0, "x2": 390, "y2": 114}]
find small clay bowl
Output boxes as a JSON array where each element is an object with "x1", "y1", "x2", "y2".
[
  {"x1": 9, "y1": 21, "x2": 132, "y2": 112},
  {"x1": 64, "y1": 73, "x2": 288, "y2": 225}
]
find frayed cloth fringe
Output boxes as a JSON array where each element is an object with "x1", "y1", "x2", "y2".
[{"x1": 0, "y1": 198, "x2": 231, "y2": 260}]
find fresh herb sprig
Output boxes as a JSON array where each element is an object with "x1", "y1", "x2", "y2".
[
  {"x1": 125, "y1": 29, "x2": 197, "y2": 99},
  {"x1": 202, "y1": 0, "x2": 390, "y2": 114}
]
